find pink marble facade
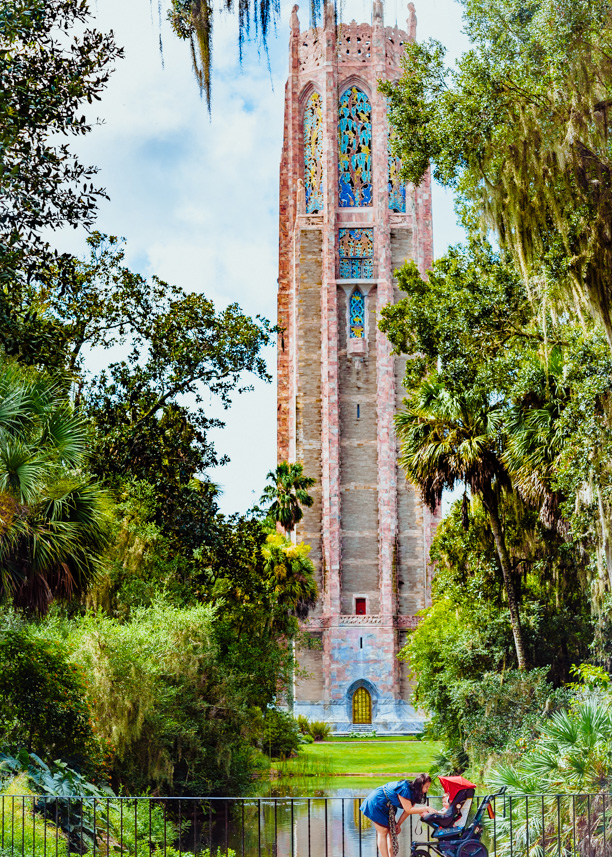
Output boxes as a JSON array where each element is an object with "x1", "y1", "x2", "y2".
[{"x1": 278, "y1": 1, "x2": 438, "y2": 733}]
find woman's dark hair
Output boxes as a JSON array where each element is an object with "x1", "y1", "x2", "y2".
[{"x1": 411, "y1": 773, "x2": 432, "y2": 804}]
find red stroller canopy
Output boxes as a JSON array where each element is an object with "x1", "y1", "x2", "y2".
[{"x1": 438, "y1": 776, "x2": 477, "y2": 802}]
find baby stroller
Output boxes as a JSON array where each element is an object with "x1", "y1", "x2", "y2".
[{"x1": 410, "y1": 775, "x2": 507, "y2": 857}]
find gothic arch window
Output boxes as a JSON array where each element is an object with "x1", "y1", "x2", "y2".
[
  {"x1": 338, "y1": 86, "x2": 372, "y2": 207},
  {"x1": 338, "y1": 227, "x2": 374, "y2": 280},
  {"x1": 388, "y1": 128, "x2": 406, "y2": 212},
  {"x1": 352, "y1": 686, "x2": 372, "y2": 724},
  {"x1": 349, "y1": 289, "x2": 365, "y2": 339},
  {"x1": 303, "y1": 91, "x2": 324, "y2": 213}
]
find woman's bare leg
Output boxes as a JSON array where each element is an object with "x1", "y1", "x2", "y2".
[{"x1": 373, "y1": 822, "x2": 390, "y2": 857}]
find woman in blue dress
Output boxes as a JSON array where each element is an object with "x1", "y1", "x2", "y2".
[{"x1": 360, "y1": 773, "x2": 432, "y2": 857}]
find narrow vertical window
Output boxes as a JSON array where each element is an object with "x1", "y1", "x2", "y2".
[
  {"x1": 388, "y1": 128, "x2": 406, "y2": 212},
  {"x1": 304, "y1": 92, "x2": 324, "y2": 212},
  {"x1": 338, "y1": 228, "x2": 374, "y2": 278},
  {"x1": 338, "y1": 86, "x2": 372, "y2": 207},
  {"x1": 349, "y1": 289, "x2": 365, "y2": 339}
]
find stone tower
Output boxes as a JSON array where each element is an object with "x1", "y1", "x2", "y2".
[{"x1": 277, "y1": 0, "x2": 438, "y2": 733}]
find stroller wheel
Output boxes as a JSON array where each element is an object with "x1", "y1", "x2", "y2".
[{"x1": 456, "y1": 843, "x2": 488, "y2": 857}]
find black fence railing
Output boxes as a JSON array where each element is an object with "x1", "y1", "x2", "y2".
[{"x1": 0, "y1": 792, "x2": 610, "y2": 857}]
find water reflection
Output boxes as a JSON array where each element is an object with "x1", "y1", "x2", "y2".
[{"x1": 210, "y1": 782, "x2": 442, "y2": 857}]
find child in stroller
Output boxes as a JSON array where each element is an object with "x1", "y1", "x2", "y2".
[
  {"x1": 412, "y1": 777, "x2": 506, "y2": 857},
  {"x1": 421, "y1": 776, "x2": 476, "y2": 833}
]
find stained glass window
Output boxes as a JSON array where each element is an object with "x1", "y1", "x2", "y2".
[
  {"x1": 349, "y1": 289, "x2": 365, "y2": 339},
  {"x1": 338, "y1": 87, "x2": 372, "y2": 207},
  {"x1": 304, "y1": 92, "x2": 324, "y2": 213},
  {"x1": 338, "y1": 227, "x2": 374, "y2": 279},
  {"x1": 388, "y1": 129, "x2": 406, "y2": 212}
]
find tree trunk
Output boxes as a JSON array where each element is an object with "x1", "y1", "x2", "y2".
[{"x1": 481, "y1": 488, "x2": 528, "y2": 671}]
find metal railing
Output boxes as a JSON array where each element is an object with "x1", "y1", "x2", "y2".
[{"x1": 0, "y1": 792, "x2": 610, "y2": 856}]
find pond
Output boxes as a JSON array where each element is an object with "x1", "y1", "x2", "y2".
[{"x1": 206, "y1": 778, "x2": 458, "y2": 857}]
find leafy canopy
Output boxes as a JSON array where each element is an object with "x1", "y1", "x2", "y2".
[
  {"x1": 383, "y1": 0, "x2": 612, "y2": 347},
  {"x1": 0, "y1": 0, "x2": 121, "y2": 367}
]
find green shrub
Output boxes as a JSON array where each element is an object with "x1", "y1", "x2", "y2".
[
  {"x1": 260, "y1": 709, "x2": 300, "y2": 758},
  {"x1": 308, "y1": 720, "x2": 331, "y2": 741},
  {"x1": 151, "y1": 850, "x2": 235, "y2": 857},
  {"x1": 0, "y1": 775, "x2": 68, "y2": 857},
  {"x1": 62, "y1": 602, "x2": 263, "y2": 795},
  {"x1": 0, "y1": 626, "x2": 102, "y2": 775},
  {"x1": 296, "y1": 714, "x2": 310, "y2": 735}
]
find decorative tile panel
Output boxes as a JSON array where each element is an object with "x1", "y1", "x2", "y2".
[
  {"x1": 304, "y1": 92, "x2": 324, "y2": 213},
  {"x1": 338, "y1": 87, "x2": 372, "y2": 207},
  {"x1": 338, "y1": 227, "x2": 374, "y2": 280}
]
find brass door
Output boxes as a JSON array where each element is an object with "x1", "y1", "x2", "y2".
[{"x1": 352, "y1": 687, "x2": 372, "y2": 724}]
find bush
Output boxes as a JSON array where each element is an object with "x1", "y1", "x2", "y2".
[
  {"x1": 260, "y1": 709, "x2": 300, "y2": 758},
  {"x1": 0, "y1": 775, "x2": 69, "y2": 857},
  {"x1": 31, "y1": 602, "x2": 264, "y2": 796},
  {"x1": 0, "y1": 625, "x2": 102, "y2": 775},
  {"x1": 152, "y1": 850, "x2": 235, "y2": 857},
  {"x1": 308, "y1": 720, "x2": 331, "y2": 741},
  {"x1": 295, "y1": 715, "x2": 330, "y2": 740},
  {"x1": 296, "y1": 714, "x2": 310, "y2": 735}
]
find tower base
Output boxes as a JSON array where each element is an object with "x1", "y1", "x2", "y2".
[{"x1": 293, "y1": 699, "x2": 425, "y2": 736}]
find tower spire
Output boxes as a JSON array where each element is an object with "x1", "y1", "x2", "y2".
[{"x1": 407, "y1": 2, "x2": 417, "y2": 40}]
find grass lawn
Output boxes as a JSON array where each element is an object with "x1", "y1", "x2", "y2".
[
  {"x1": 328, "y1": 735, "x2": 420, "y2": 742},
  {"x1": 278, "y1": 739, "x2": 442, "y2": 777}
]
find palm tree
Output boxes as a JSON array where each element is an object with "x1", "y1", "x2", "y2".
[
  {"x1": 262, "y1": 532, "x2": 318, "y2": 623},
  {"x1": 0, "y1": 361, "x2": 111, "y2": 612},
  {"x1": 503, "y1": 347, "x2": 568, "y2": 535},
  {"x1": 260, "y1": 461, "x2": 315, "y2": 534},
  {"x1": 396, "y1": 378, "x2": 528, "y2": 670}
]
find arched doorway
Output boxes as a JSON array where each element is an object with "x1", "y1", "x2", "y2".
[{"x1": 352, "y1": 686, "x2": 372, "y2": 724}]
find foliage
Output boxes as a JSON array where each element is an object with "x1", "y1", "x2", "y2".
[
  {"x1": 306, "y1": 721, "x2": 331, "y2": 742},
  {"x1": 402, "y1": 499, "x2": 588, "y2": 772},
  {"x1": 383, "y1": 0, "x2": 612, "y2": 349},
  {"x1": 168, "y1": 0, "x2": 291, "y2": 107},
  {"x1": 194, "y1": 522, "x2": 317, "y2": 713},
  {"x1": 395, "y1": 373, "x2": 528, "y2": 668},
  {"x1": 260, "y1": 462, "x2": 315, "y2": 534},
  {"x1": 261, "y1": 533, "x2": 318, "y2": 620},
  {"x1": 0, "y1": 0, "x2": 121, "y2": 368},
  {"x1": 295, "y1": 717, "x2": 331, "y2": 741},
  {"x1": 0, "y1": 750, "x2": 108, "y2": 796},
  {"x1": 0, "y1": 775, "x2": 69, "y2": 857},
  {"x1": 0, "y1": 359, "x2": 112, "y2": 612},
  {"x1": 0, "y1": 751, "x2": 115, "y2": 853},
  {"x1": 55, "y1": 601, "x2": 264, "y2": 796},
  {"x1": 0, "y1": 754, "x2": 207, "y2": 856},
  {"x1": 260, "y1": 709, "x2": 300, "y2": 759},
  {"x1": 85, "y1": 290, "x2": 271, "y2": 494},
  {"x1": 489, "y1": 691, "x2": 612, "y2": 856},
  {"x1": 0, "y1": 623, "x2": 103, "y2": 774}
]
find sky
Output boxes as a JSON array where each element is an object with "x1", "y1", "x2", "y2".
[{"x1": 61, "y1": 0, "x2": 470, "y2": 514}]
